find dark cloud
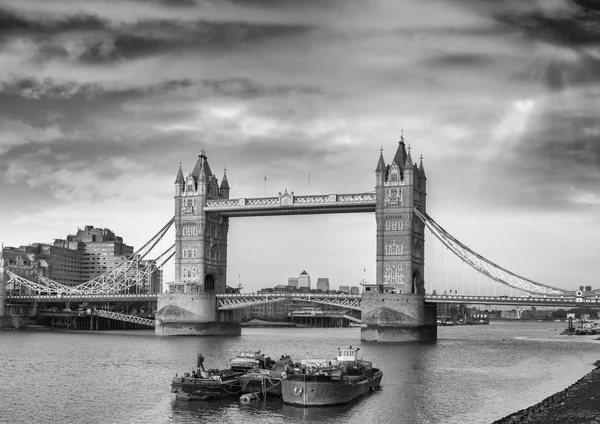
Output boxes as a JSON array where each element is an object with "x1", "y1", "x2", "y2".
[
  {"x1": 571, "y1": 0, "x2": 600, "y2": 12},
  {"x1": 0, "y1": 9, "x2": 106, "y2": 35},
  {"x1": 496, "y1": 4, "x2": 600, "y2": 49},
  {"x1": 0, "y1": 7, "x2": 314, "y2": 63},
  {"x1": 496, "y1": 110, "x2": 600, "y2": 210},
  {"x1": 420, "y1": 53, "x2": 495, "y2": 69},
  {"x1": 506, "y1": 52, "x2": 600, "y2": 90}
]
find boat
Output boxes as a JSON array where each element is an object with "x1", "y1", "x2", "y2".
[
  {"x1": 281, "y1": 347, "x2": 383, "y2": 406},
  {"x1": 239, "y1": 354, "x2": 294, "y2": 397},
  {"x1": 171, "y1": 354, "x2": 244, "y2": 401},
  {"x1": 171, "y1": 350, "x2": 280, "y2": 401}
]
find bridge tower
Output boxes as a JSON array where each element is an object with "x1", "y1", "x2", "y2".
[
  {"x1": 361, "y1": 136, "x2": 437, "y2": 342},
  {"x1": 155, "y1": 148, "x2": 241, "y2": 336}
]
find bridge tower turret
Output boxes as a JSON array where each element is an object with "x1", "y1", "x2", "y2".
[
  {"x1": 362, "y1": 135, "x2": 436, "y2": 342},
  {"x1": 156, "y1": 147, "x2": 239, "y2": 336}
]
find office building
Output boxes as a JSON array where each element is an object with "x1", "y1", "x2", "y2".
[
  {"x1": 298, "y1": 270, "x2": 311, "y2": 289},
  {"x1": 316, "y1": 277, "x2": 330, "y2": 291},
  {"x1": 1, "y1": 225, "x2": 161, "y2": 294}
]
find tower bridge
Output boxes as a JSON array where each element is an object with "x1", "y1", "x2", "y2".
[{"x1": 2, "y1": 139, "x2": 593, "y2": 340}]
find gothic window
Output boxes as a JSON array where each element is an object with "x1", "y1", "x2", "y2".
[
  {"x1": 182, "y1": 267, "x2": 187, "y2": 280},
  {"x1": 192, "y1": 249, "x2": 197, "y2": 258},
  {"x1": 187, "y1": 269, "x2": 192, "y2": 278},
  {"x1": 391, "y1": 221, "x2": 397, "y2": 231},
  {"x1": 193, "y1": 227, "x2": 197, "y2": 236},
  {"x1": 183, "y1": 228, "x2": 187, "y2": 237},
  {"x1": 183, "y1": 250, "x2": 188, "y2": 259},
  {"x1": 399, "y1": 220, "x2": 404, "y2": 230},
  {"x1": 385, "y1": 221, "x2": 390, "y2": 231},
  {"x1": 192, "y1": 267, "x2": 197, "y2": 278},
  {"x1": 390, "y1": 171, "x2": 398, "y2": 182},
  {"x1": 384, "y1": 264, "x2": 404, "y2": 285},
  {"x1": 385, "y1": 241, "x2": 403, "y2": 255}
]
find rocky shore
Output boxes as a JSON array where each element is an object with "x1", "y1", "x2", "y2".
[{"x1": 493, "y1": 361, "x2": 600, "y2": 424}]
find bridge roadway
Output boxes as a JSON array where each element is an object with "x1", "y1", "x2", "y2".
[{"x1": 6, "y1": 293, "x2": 600, "y2": 309}]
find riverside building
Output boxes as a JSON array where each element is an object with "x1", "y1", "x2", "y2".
[{"x1": 2, "y1": 225, "x2": 161, "y2": 294}]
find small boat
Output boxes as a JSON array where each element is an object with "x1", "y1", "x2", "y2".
[
  {"x1": 171, "y1": 353, "x2": 244, "y2": 401},
  {"x1": 281, "y1": 347, "x2": 383, "y2": 406}
]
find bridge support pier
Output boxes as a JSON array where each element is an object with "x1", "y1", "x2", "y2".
[
  {"x1": 361, "y1": 293, "x2": 437, "y2": 342},
  {"x1": 155, "y1": 293, "x2": 241, "y2": 336},
  {"x1": 0, "y1": 282, "x2": 5, "y2": 318}
]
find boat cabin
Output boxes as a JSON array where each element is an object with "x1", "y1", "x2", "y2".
[{"x1": 229, "y1": 349, "x2": 273, "y2": 372}]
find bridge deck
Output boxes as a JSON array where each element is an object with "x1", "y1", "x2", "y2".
[{"x1": 6, "y1": 293, "x2": 600, "y2": 308}]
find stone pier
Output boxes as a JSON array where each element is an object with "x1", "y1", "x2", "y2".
[
  {"x1": 155, "y1": 293, "x2": 240, "y2": 336},
  {"x1": 361, "y1": 293, "x2": 437, "y2": 342}
]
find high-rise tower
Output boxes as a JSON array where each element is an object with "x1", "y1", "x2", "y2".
[
  {"x1": 156, "y1": 148, "x2": 240, "y2": 336},
  {"x1": 173, "y1": 148, "x2": 229, "y2": 295},
  {"x1": 374, "y1": 135, "x2": 427, "y2": 294},
  {"x1": 362, "y1": 136, "x2": 436, "y2": 342}
]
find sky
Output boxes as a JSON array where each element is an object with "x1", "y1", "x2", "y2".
[{"x1": 0, "y1": 0, "x2": 599, "y2": 294}]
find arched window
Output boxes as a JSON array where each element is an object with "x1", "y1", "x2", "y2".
[
  {"x1": 183, "y1": 228, "x2": 187, "y2": 237},
  {"x1": 204, "y1": 274, "x2": 215, "y2": 291}
]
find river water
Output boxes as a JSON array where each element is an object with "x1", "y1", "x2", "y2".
[{"x1": 0, "y1": 321, "x2": 598, "y2": 424}]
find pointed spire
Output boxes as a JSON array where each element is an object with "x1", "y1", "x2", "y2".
[
  {"x1": 419, "y1": 154, "x2": 427, "y2": 179},
  {"x1": 405, "y1": 144, "x2": 413, "y2": 168},
  {"x1": 175, "y1": 161, "x2": 184, "y2": 185},
  {"x1": 376, "y1": 146, "x2": 386, "y2": 172},
  {"x1": 198, "y1": 156, "x2": 206, "y2": 182},
  {"x1": 220, "y1": 167, "x2": 229, "y2": 190},
  {"x1": 191, "y1": 146, "x2": 213, "y2": 182},
  {"x1": 392, "y1": 133, "x2": 407, "y2": 169}
]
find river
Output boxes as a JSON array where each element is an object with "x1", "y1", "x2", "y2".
[{"x1": 0, "y1": 321, "x2": 598, "y2": 424}]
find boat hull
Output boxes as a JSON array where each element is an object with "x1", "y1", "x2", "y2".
[
  {"x1": 239, "y1": 373, "x2": 283, "y2": 397},
  {"x1": 171, "y1": 376, "x2": 242, "y2": 401},
  {"x1": 281, "y1": 369, "x2": 383, "y2": 406}
]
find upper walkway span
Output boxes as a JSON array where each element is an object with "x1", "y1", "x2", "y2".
[{"x1": 204, "y1": 192, "x2": 376, "y2": 216}]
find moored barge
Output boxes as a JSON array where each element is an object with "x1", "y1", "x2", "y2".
[{"x1": 281, "y1": 347, "x2": 382, "y2": 406}]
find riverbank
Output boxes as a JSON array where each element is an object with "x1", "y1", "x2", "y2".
[{"x1": 493, "y1": 361, "x2": 600, "y2": 423}]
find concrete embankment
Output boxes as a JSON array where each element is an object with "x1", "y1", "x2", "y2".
[{"x1": 493, "y1": 361, "x2": 600, "y2": 424}]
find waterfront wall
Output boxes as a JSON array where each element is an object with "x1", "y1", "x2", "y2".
[
  {"x1": 155, "y1": 293, "x2": 241, "y2": 336},
  {"x1": 0, "y1": 316, "x2": 34, "y2": 329},
  {"x1": 361, "y1": 293, "x2": 437, "y2": 342}
]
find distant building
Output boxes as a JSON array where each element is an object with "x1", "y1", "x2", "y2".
[
  {"x1": 2, "y1": 225, "x2": 161, "y2": 294},
  {"x1": 316, "y1": 277, "x2": 330, "y2": 291},
  {"x1": 350, "y1": 286, "x2": 359, "y2": 295},
  {"x1": 339, "y1": 285, "x2": 349, "y2": 293},
  {"x1": 288, "y1": 277, "x2": 299, "y2": 288},
  {"x1": 298, "y1": 270, "x2": 311, "y2": 289}
]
